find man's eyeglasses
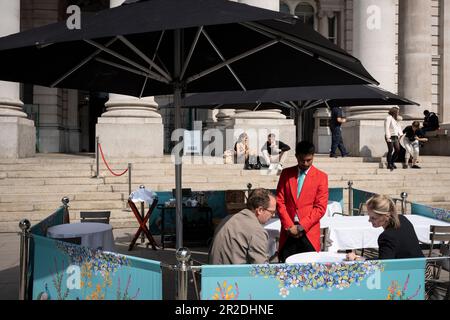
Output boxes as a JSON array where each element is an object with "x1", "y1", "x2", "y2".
[{"x1": 263, "y1": 208, "x2": 277, "y2": 217}]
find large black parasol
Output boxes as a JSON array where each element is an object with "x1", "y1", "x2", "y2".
[{"x1": 0, "y1": 0, "x2": 379, "y2": 250}]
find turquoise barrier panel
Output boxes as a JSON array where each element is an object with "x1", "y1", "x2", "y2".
[
  {"x1": 32, "y1": 235, "x2": 162, "y2": 300},
  {"x1": 411, "y1": 202, "x2": 450, "y2": 223},
  {"x1": 201, "y1": 259, "x2": 425, "y2": 300},
  {"x1": 30, "y1": 206, "x2": 68, "y2": 236},
  {"x1": 149, "y1": 191, "x2": 228, "y2": 234},
  {"x1": 353, "y1": 189, "x2": 377, "y2": 215},
  {"x1": 28, "y1": 206, "x2": 69, "y2": 299},
  {"x1": 329, "y1": 188, "x2": 344, "y2": 208}
]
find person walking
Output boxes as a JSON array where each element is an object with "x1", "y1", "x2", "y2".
[
  {"x1": 329, "y1": 103, "x2": 350, "y2": 158},
  {"x1": 384, "y1": 107, "x2": 403, "y2": 171}
]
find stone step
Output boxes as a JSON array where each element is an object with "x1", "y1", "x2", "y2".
[
  {"x1": 5, "y1": 170, "x2": 94, "y2": 179},
  {"x1": 0, "y1": 163, "x2": 95, "y2": 172},
  {"x1": 0, "y1": 184, "x2": 101, "y2": 194},
  {"x1": 0, "y1": 192, "x2": 125, "y2": 203}
]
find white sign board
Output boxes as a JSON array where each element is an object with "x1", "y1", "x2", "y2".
[{"x1": 183, "y1": 130, "x2": 202, "y2": 155}]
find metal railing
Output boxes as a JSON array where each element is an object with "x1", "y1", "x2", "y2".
[{"x1": 95, "y1": 136, "x2": 132, "y2": 200}]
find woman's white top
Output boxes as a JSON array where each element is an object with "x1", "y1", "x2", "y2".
[{"x1": 384, "y1": 115, "x2": 403, "y2": 139}]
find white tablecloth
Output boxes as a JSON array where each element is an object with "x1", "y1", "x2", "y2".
[
  {"x1": 264, "y1": 201, "x2": 343, "y2": 257},
  {"x1": 322, "y1": 214, "x2": 450, "y2": 253},
  {"x1": 47, "y1": 222, "x2": 115, "y2": 252},
  {"x1": 286, "y1": 252, "x2": 347, "y2": 264},
  {"x1": 265, "y1": 214, "x2": 450, "y2": 255}
]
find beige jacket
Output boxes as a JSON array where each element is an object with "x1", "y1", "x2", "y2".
[{"x1": 208, "y1": 209, "x2": 269, "y2": 265}]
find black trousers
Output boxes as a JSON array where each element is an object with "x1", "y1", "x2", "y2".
[
  {"x1": 386, "y1": 136, "x2": 400, "y2": 165},
  {"x1": 278, "y1": 234, "x2": 316, "y2": 263}
]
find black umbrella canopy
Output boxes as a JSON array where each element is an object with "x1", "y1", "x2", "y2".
[
  {"x1": 180, "y1": 85, "x2": 419, "y2": 108},
  {"x1": 0, "y1": 0, "x2": 378, "y2": 98},
  {"x1": 0, "y1": 0, "x2": 380, "y2": 251}
]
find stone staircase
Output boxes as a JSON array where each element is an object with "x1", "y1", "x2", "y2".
[{"x1": 1, "y1": 153, "x2": 450, "y2": 232}]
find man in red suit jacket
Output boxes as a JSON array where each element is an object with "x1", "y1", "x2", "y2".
[{"x1": 276, "y1": 141, "x2": 329, "y2": 262}]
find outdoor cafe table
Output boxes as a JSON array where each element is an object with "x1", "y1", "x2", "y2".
[
  {"x1": 264, "y1": 201, "x2": 342, "y2": 257},
  {"x1": 286, "y1": 252, "x2": 347, "y2": 264},
  {"x1": 264, "y1": 213, "x2": 450, "y2": 255},
  {"x1": 47, "y1": 222, "x2": 115, "y2": 252}
]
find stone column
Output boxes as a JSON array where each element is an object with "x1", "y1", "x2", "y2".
[
  {"x1": 0, "y1": 1, "x2": 36, "y2": 158},
  {"x1": 398, "y1": 0, "x2": 432, "y2": 119},
  {"x1": 67, "y1": 89, "x2": 80, "y2": 153},
  {"x1": 96, "y1": 0, "x2": 163, "y2": 158},
  {"x1": 341, "y1": 0, "x2": 398, "y2": 157},
  {"x1": 440, "y1": 0, "x2": 450, "y2": 127},
  {"x1": 318, "y1": 10, "x2": 330, "y2": 38}
]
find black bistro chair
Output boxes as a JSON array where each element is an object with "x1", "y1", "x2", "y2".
[{"x1": 80, "y1": 211, "x2": 111, "y2": 224}]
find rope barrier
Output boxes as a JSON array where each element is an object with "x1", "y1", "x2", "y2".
[{"x1": 97, "y1": 143, "x2": 129, "y2": 177}]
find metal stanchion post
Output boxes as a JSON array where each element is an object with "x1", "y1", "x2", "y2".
[
  {"x1": 96, "y1": 136, "x2": 100, "y2": 178},
  {"x1": 19, "y1": 219, "x2": 31, "y2": 300},
  {"x1": 62, "y1": 197, "x2": 70, "y2": 223},
  {"x1": 176, "y1": 248, "x2": 191, "y2": 300},
  {"x1": 246, "y1": 183, "x2": 252, "y2": 202},
  {"x1": 140, "y1": 185, "x2": 145, "y2": 244},
  {"x1": 128, "y1": 163, "x2": 132, "y2": 199},
  {"x1": 348, "y1": 180, "x2": 354, "y2": 216},
  {"x1": 401, "y1": 192, "x2": 408, "y2": 215}
]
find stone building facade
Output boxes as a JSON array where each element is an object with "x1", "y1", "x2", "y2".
[{"x1": 0, "y1": 0, "x2": 449, "y2": 158}]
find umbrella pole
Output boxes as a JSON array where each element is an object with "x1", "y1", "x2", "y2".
[{"x1": 174, "y1": 29, "x2": 183, "y2": 251}]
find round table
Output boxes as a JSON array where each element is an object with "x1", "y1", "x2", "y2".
[
  {"x1": 47, "y1": 222, "x2": 115, "y2": 252},
  {"x1": 285, "y1": 252, "x2": 347, "y2": 264}
]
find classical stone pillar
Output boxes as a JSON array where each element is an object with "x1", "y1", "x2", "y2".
[
  {"x1": 341, "y1": 0, "x2": 398, "y2": 157},
  {"x1": 67, "y1": 89, "x2": 80, "y2": 153},
  {"x1": 398, "y1": 0, "x2": 432, "y2": 120},
  {"x1": 352, "y1": 0, "x2": 397, "y2": 103},
  {"x1": 0, "y1": 1, "x2": 36, "y2": 158},
  {"x1": 96, "y1": 0, "x2": 163, "y2": 158},
  {"x1": 318, "y1": 10, "x2": 330, "y2": 38}
]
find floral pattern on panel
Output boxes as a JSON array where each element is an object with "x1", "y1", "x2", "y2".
[
  {"x1": 212, "y1": 281, "x2": 240, "y2": 300},
  {"x1": 431, "y1": 207, "x2": 450, "y2": 223},
  {"x1": 251, "y1": 262, "x2": 384, "y2": 298},
  {"x1": 386, "y1": 274, "x2": 421, "y2": 300},
  {"x1": 55, "y1": 241, "x2": 130, "y2": 276}
]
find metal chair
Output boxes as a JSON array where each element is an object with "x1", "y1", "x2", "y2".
[
  {"x1": 426, "y1": 225, "x2": 450, "y2": 299},
  {"x1": 320, "y1": 227, "x2": 331, "y2": 252},
  {"x1": 225, "y1": 190, "x2": 247, "y2": 215},
  {"x1": 80, "y1": 211, "x2": 111, "y2": 224},
  {"x1": 51, "y1": 237, "x2": 82, "y2": 245}
]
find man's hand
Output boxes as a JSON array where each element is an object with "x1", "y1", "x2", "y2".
[{"x1": 287, "y1": 225, "x2": 303, "y2": 238}]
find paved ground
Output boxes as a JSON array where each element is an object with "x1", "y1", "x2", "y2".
[{"x1": 1, "y1": 228, "x2": 448, "y2": 300}]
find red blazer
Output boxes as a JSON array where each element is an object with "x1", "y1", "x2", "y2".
[{"x1": 276, "y1": 165, "x2": 329, "y2": 252}]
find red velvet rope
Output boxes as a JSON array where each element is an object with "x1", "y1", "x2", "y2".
[{"x1": 98, "y1": 143, "x2": 129, "y2": 177}]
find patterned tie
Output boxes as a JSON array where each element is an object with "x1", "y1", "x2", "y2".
[{"x1": 297, "y1": 170, "x2": 306, "y2": 198}]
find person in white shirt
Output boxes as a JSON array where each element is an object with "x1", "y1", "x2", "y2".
[{"x1": 384, "y1": 107, "x2": 403, "y2": 171}]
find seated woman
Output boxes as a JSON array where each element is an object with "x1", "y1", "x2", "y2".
[
  {"x1": 347, "y1": 194, "x2": 424, "y2": 261},
  {"x1": 234, "y1": 132, "x2": 260, "y2": 170}
]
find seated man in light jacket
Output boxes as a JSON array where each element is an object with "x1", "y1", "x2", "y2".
[{"x1": 208, "y1": 189, "x2": 276, "y2": 265}]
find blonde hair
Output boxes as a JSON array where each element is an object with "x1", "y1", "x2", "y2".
[{"x1": 366, "y1": 194, "x2": 401, "y2": 229}]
